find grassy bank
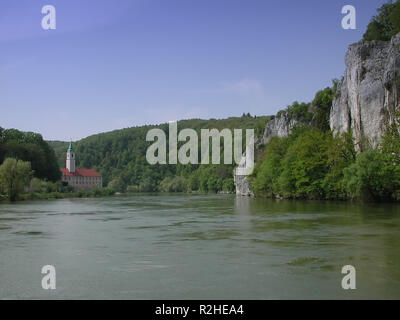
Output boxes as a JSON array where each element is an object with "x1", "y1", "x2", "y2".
[{"x1": 0, "y1": 188, "x2": 115, "y2": 203}]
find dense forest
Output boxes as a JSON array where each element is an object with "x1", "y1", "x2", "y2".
[
  {"x1": 0, "y1": 127, "x2": 60, "y2": 182},
  {"x1": 48, "y1": 116, "x2": 270, "y2": 193},
  {"x1": 363, "y1": 0, "x2": 400, "y2": 41},
  {"x1": 251, "y1": 114, "x2": 400, "y2": 201}
]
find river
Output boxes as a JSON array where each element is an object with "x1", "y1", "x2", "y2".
[{"x1": 0, "y1": 194, "x2": 399, "y2": 299}]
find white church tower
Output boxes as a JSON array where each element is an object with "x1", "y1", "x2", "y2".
[{"x1": 66, "y1": 142, "x2": 75, "y2": 173}]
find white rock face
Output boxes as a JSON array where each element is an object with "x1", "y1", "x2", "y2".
[
  {"x1": 261, "y1": 113, "x2": 300, "y2": 145},
  {"x1": 234, "y1": 113, "x2": 301, "y2": 196},
  {"x1": 330, "y1": 33, "x2": 400, "y2": 151},
  {"x1": 235, "y1": 32, "x2": 400, "y2": 196},
  {"x1": 233, "y1": 173, "x2": 254, "y2": 197}
]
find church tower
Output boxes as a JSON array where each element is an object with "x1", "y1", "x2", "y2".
[{"x1": 66, "y1": 142, "x2": 75, "y2": 173}]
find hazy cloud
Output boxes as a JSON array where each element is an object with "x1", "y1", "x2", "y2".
[{"x1": 218, "y1": 79, "x2": 264, "y2": 95}]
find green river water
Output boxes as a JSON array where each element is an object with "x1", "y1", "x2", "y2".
[{"x1": 0, "y1": 194, "x2": 399, "y2": 299}]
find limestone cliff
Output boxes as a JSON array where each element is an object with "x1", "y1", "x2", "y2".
[
  {"x1": 330, "y1": 33, "x2": 400, "y2": 151},
  {"x1": 235, "y1": 32, "x2": 400, "y2": 196},
  {"x1": 234, "y1": 113, "x2": 302, "y2": 196}
]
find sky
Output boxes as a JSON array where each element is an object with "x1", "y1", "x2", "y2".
[{"x1": 0, "y1": 0, "x2": 388, "y2": 141}]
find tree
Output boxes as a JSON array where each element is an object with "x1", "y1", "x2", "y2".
[
  {"x1": 380, "y1": 112, "x2": 400, "y2": 166},
  {"x1": 280, "y1": 128, "x2": 329, "y2": 199},
  {"x1": 251, "y1": 136, "x2": 289, "y2": 196},
  {"x1": 251, "y1": 127, "x2": 332, "y2": 199},
  {"x1": 0, "y1": 158, "x2": 33, "y2": 201},
  {"x1": 1, "y1": 128, "x2": 60, "y2": 182},
  {"x1": 378, "y1": 112, "x2": 400, "y2": 199},
  {"x1": 47, "y1": 115, "x2": 270, "y2": 193},
  {"x1": 343, "y1": 150, "x2": 396, "y2": 201},
  {"x1": 108, "y1": 177, "x2": 125, "y2": 192},
  {"x1": 311, "y1": 87, "x2": 334, "y2": 131},
  {"x1": 222, "y1": 178, "x2": 235, "y2": 192},
  {"x1": 322, "y1": 131, "x2": 356, "y2": 199},
  {"x1": 363, "y1": 1, "x2": 400, "y2": 41}
]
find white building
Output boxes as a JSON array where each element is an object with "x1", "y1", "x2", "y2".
[{"x1": 61, "y1": 142, "x2": 102, "y2": 190}]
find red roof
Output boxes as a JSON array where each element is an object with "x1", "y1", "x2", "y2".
[{"x1": 61, "y1": 168, "x2": 101, "y2": 177}]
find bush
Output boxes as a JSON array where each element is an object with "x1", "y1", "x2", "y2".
[
  {"x1": 126, "y1": 185, "x2": 139, "y2": 193},
  {"x1": 108, "y1": 177, "x2": 126, "y2": 192},
  {"x1": 343, "y1": 150, "x2": 397, "y2": 201},
  {"x1": 160, "y1": 176, "x2": 187, "y2": 192},
  {"x1": 222, "y1": 178, "x2": 235, "y2": 192},
  {"x1": 30, "y1": 178, "x2": 43, "y2": 193},
  {"x1": 0, "y1": 158, "x2": 33, "y2": 201}
]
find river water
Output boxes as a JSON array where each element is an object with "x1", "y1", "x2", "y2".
[{"x1": 0, "y1": 194, "x2": 399, "y2": 299}]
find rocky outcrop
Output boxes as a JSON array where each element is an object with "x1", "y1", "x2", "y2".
[
  {"x1": 234, "y1": 113, "x2": 302, "y2": 196},
  {"x1": 235, "y1": 32, "x2": 400, "y2": 196},
  {"x1": 330, "y1": 33, "x2": 400, "y2": 151},
  {"x1": 234, "y1": 173, "x2": 254, "y2": 197},
  {"x1": 261, "y1": 113, "x2": 301, "y2": 144}
]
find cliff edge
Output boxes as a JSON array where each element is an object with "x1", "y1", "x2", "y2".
[
  {"x1": 235, "y1": 32, "x2": 400, "y2": 196},
  {"x1": 330, "y1": 33, "x2": 400, "y2": 151}
]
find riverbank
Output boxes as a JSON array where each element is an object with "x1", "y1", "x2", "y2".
[
  {"x1": 0, "y1": 188, "x2": 115, "y2": 203},
  {"x1": 0, "y1": 189, "x2": 236, "y2": 204},
  {"x1": 2, "y1": 186, "x2": 398, "y2": 204}
]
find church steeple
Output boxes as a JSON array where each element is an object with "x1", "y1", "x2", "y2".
[{"x1": 66, "y1": 141, "x2": 75, "y2": 173}]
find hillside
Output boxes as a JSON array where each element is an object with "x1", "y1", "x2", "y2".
[
  {"x1": 48, "y1": 115, "x2": 270, "y2": 193},
  {"x1": 48, "y1": 1, "x2": 400, "y2": 200},
  {"x1": 235, "y1": 1, "x2": 400, "y2": 201}
]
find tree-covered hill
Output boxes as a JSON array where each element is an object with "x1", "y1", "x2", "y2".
[
  {"x1": 48, "y1": 115, "x2": 270, "y2": 193},
  {"x1": 47, "y1": 1, "x2": 400, "y2": 199},
  {"x1": 0, "y1": 127, "x2": 60, "y2": 182}
]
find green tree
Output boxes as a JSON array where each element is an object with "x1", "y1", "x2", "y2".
[
  {"x1": 1, "y1": 129, "x2": 60, "y2": 182},
  {"x1": 343, "y1": 150, "x2": 397, "y2": 201},
  {"x1": 30, "y1": 177, "x2": 43, "y2": 193},
  {"x1": 322, "y1": 131, "x2": 356, "y2": 199},
  {"x1": 222, "y1": 178, "x2": 235, "y2": 192},
  {"x1": 281, "y1": 128, "x2": 329, "y2": 198},
  {"x1": 188, "y1": 173, "x2": 200, "y2": 191},
  {"x1": 47, "y1": 115, "x2": 270, "y2": 194},
  {"x1": 207, "y1": 175, "x2": 221, "y2": 193},
  {"x1": 378, "y1": 112, "x2": 400, "y2": 199},
  {"x1": 311, "y1": 86, "x2": 334, "y2": 131},
  {"x1": 380, "y1": 112, "x2": 400, "y2": 166},
  {"x1": 251, "y1": 136, "x2": 289, "y2": 196},
  {"x1": 108, "y1": 177, "x2": 125, "y2": 192},
  {"x1": 363, "y1": 1, "x2": 400, "y2": 41},
  {"x1": 0, "y1": 158, "x2": 33, "y2": 201}
]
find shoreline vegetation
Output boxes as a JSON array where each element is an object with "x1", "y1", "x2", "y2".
[
  {"x1": 0, "y1": 188, "x2": 236, "y2": 204},
  {"x1": 1, "y1": 1, "x2": 400, "y2": 204},
  {"x1": 0, "y1": 189, "x2": 115, "y2": 203}
]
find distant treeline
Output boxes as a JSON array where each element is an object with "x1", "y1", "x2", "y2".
[{"x1": 48, "y1": 116, "x2": 270, "y2": 193}]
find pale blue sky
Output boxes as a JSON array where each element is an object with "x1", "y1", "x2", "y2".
[{"x1": 0, "y1": 0, "x2": 387, "y2": 140}]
